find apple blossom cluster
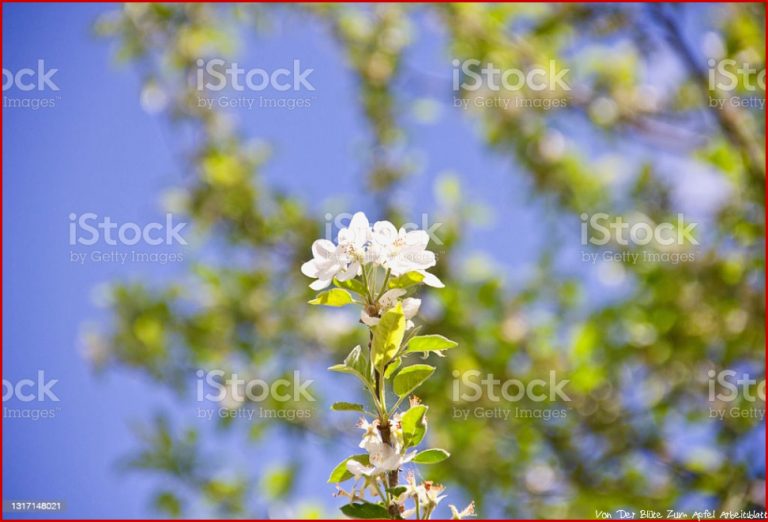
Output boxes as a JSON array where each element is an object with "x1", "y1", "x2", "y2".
[
  {"x1": 301, "y1": 212, "x2": 444, "y2": 291},
  {"x1": 302, "y1": 212, "x2": 475, "y2": 520}
]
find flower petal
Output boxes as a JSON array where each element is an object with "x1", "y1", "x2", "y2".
[
  {"x1": 309, "y1": 278, "x2": 332, "y2": 290},
  {"x1": 419, "y1": 271, "x2": 444, "y2": 288},
  {"x1": 312, "y1": 239, "x2": 337, "y2": 260},
  {"x1": 300, "y1": 259, "x2": 319, "y2": 278}
]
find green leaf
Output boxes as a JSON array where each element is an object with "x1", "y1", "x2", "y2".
[
  {"x1": 412, "y1": 448, "x2": 450, "y2": 464},
  {"x1": 331, "y1": 402, "x2": 365, "y2": 412},
  {"x1": 340, "y1": 502, "x2": 391, "y2": 519},
  {"x1": 386, "y1": 486, "x2": 407, "y2": 497},
  {"x1": 400, "y1": 404, "x2": 428, "y2": 448},
  {"x1": 308, "y1": 288, "x2": 354, "y2": 306},
  {"x1": 387, "y1": 271, "x2": 425, "y2": 289},
  {"x1": 383, "y1": 357, "x2": 401, "y2": 380},
  {"x1": 393, "y1": 364, "x2": 435, "y2": 397},
  {"x1": 329, "y1": 345, "x2": 371, "y2": 387},
  {"x1": 327, "y1": 454, "x2": 369, "y2": 483},
  {"x1": 371, "y1": 303, "x2": 406, "y2": 369},
  {"x1": 333, "y1": 277, "x2": 367, "y2": 296},
  {"x1": 407, "y1": 334, "x2": 458, "y2": 353},
  {"x1": 344, "y1": 344, "x2": 369, "y2": 377}
]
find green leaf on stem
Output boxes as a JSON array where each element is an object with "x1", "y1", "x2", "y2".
[
  {"x1": 327, "y1": 454, "x2": 369, "y2": 483},
  {"x1": 406, "y1": 334, "x2": 458, "y2": 354},
  {"x1": 393, "y1": 364, "x2": 435, "y2": 397},
  {"x1": 329, "y1": 345, "x2": 371, "y2": 387},
  {"x1": 387, "y1": 271, "x2": 425, "y2": 289},
  {"x1": 386, "y1": 486, "x2": 408, "y2": 497},
  {"x1": 371, "y1": 303, "x2": 406, "y2": 369},
  {"x1": 340, "y1": 502, "x2": 391, "y2": 519},
  {"x1": 333, "y1": 277, "x2": 367, "y2": 296},
  {"x1": 383, "y1": 357, "x2": 401, "y2": 380},
  {"x1": 412, "y1": 448, "x2": 450, "y2": 464},
  {"x1": 331, "y1": 402, "x2": 365, "y2": 412},
  {"x1": 308, "y1": 288, "x2": 354, "y2": 306},
  {"x1": 400, "y1": 404, "x2": 428, "y2": 448}
]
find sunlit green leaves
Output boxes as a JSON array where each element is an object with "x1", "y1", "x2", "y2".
[
  {"x1": 384, "y1": 357, "x2": 401, "y2": 379},
  {"x1": 328, "y1": 345, "x2": 371, "y2": 387},
  {"x1": 333, "y1": 277, "x2": 368, "y2": 296},
  {"x1": 412, "y1": 448, "x2": 450, "y2": 464},
  {"x1": 400, "y1": 404, "x2": 428, "y2": 448},
  {"x1": 340, "y1": 502, "x2": 391, "y2": 519},
  {"x1": 308, "y1": 288, "x2": 354, "y2": 306},
  {"x1": 387, "y1": 271, "x2": 424, "y2": 289},
  {"x1": 406, "y1": 334, "x2": 458, "y2": 354},
  {"x1": 327, "y1": 454, "x2": 369, "y2": 483},
  {"x1": 371, "y1": 303, "x2": 406, "y2": 369},
  {"x1": 393, "y1": 364, "x2": 435, "y2": 397}
]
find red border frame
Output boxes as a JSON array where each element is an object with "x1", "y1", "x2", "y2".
[{"x1": 0, "y1": 1, "x2": 765, "y2": 521}]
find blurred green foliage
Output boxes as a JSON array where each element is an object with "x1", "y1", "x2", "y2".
[{"x1": 90, "y1": 3, "x2": 764, "y2": 518}]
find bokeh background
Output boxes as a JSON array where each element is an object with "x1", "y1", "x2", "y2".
[{"x1": 2, "y1": 3, "x2": 765, "y2": 519}]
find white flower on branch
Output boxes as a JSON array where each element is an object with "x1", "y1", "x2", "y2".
[{"x1": 360, "y1": 288, "x2": 421, "y2": 329}]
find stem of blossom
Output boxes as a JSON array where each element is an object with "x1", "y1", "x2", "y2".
[
  {"x1": 375, "y1": 268, "x2": 392, "y2": 301},
  {"x1": 371, "y1": 477, "x2": 386, "y2": 504},
  {"x1": 361, "y1": 264, "x2": 374, "y2": 303},
  {"x1": 368, "y1": 330, "x2": 386, "y2": 419},
  {"x1": 388, "y1": 395, "x2": 407, "y2": 418},
  {"x1": 415, "y1": 495, "x2": 421, "y2": 520},
  {"x1": 377, "y1": 420, "x2": 400, "y2": 499}
]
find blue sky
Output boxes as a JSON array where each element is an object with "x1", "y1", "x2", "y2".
[{"x1": 1, "y1": 4, "x2": 544, "y2": 517}]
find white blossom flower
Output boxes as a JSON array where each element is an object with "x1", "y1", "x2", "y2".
[
  {"x1": 372, "y1": 221, "x2": 436, "y2": 276},
  {"x1": 346, "y1": 459, "x2": 373, "y2": 480},
  {"x1": 397, "y1": 472, "x2": 421, "y2": 518},
  {"x1": 417, "y1": 269, "x2": 445, "y2": 288},
  {"x1": 417, "y1": 481, "x2": 447, "y2": 509},
  {"x1": 360, "y1": 288, "x2": 421, "y2": 329},
  {"x1": 351, "y1": 416, "x2": 415, "y2": 478},
  {"x1": 449, "y1": 501, "x2": 476, "y2": 519},
  {"x1": 335, "y1": 212, "x2": 372, "y2": 281},
  {"x1": 397, "y1": 471, "x2": 419, "y2": 501},
  {"x1": 301, "y1": 212, "x2": 372, "y2": 289},
  {"x1": 357, "y1": 418, "x2": 381, "y2": 452},
  {"x1": 368, "y1": 440, "x2": 416, "y2": 474},
  {"x1": 301, "y1": 239, "x2": 344, "y2": 290}
]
